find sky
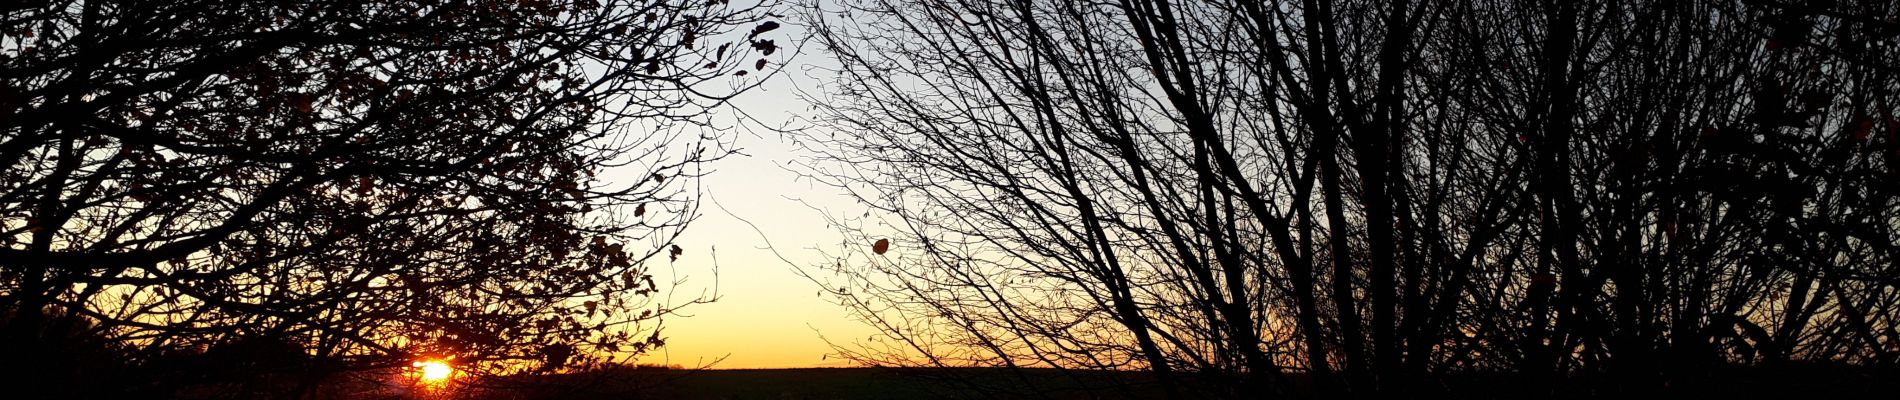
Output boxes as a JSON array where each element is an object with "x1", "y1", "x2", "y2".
[{"x1": 607, "y1": 22, "x2": 879, "y2": 369}]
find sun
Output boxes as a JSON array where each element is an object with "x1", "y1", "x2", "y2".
[{"x1": 413, "y1": 360, "x2": 454, "y2": 383}]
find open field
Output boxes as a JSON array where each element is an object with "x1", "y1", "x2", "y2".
[
  {"x1": 468, "y1": 364, "x2": 1900, "y2": 400},
  {"x1": 481, "y1": 367, "x2": 1166, "y2": 400}
]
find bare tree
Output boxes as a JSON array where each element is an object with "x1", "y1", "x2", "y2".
[{"x1": 794, "y1": 0, "x2": 1900, "y2": 397}]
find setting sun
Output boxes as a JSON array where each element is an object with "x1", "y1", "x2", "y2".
[{"x1": 412, "y1": 360, "x2": 453, "y2": 383}]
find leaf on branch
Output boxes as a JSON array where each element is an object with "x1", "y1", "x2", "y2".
[
  {"x1": 749, "y1": 21, "x2": 780, "y2": 38},
  {"x1": 751, "y1": 39, "x2": 776, "y2": 56}
]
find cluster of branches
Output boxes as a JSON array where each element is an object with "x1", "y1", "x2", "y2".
[
  {"x1": 796, "y1": 0, "x2": 1900, "y2": 397},
  {"x1": 1, "y1": 0, "x2": 781, "y2": 397}
]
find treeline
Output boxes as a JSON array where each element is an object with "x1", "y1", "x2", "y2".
[{"x1": 795, "y1": 0, "x2": 1900, "y2": 397}]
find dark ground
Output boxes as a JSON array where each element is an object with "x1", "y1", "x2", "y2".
[
  {"x1": 475, "y1": 367, "x2": 1167, "y2": 400},
  {"x1": 467, "y1": 363, "x2": 1900, "y2": 400}
]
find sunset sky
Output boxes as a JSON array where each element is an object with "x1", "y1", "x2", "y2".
[
  {"x1": 620, "y1": 34, "x2": 878, "y2": 369},
  {"x1": 8, "y1": 0, "x2": 1896, "y2": 398}
]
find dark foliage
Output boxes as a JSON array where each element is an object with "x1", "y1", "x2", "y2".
[{"x1": 1, "y1": 0, "x2": 782, "y2": 397}]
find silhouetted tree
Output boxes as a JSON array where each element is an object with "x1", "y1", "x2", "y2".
[
  {"x1": 0, "y1": 0, "x2": 783, "y2": 396},
  {"x1": 794, "y1": 0, "x2": 1899, "y2": 398}
]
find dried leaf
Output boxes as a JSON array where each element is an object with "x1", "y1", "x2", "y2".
[
  {"x1": 751, "y1": 39, "x2": 777, "y2": 56},
  {"x1": 750, "y1": 21, "x2": 780, "y2": 38}
]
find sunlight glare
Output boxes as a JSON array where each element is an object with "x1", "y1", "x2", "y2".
[{"x1": 413, "y1": 360, "x2": 453, "y2": 383}]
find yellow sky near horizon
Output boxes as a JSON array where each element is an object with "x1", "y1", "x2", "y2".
[
  {"x1": 631, "y1": 150, "x2": 877, "y2": 369},
  {"x1": 610, "y1": 36, "x2": 884, "y2": 369}
]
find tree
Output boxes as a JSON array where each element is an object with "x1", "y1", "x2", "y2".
[
  {"x1": 0, "y1": 0, "x2": 784, "y2": 396},
  {"x1": 794, "y1": 0, "x2": 1899, "y2": 397}
]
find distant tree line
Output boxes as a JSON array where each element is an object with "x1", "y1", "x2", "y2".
[
  {"x1": 1, "y1": 0, "x2": 780, "y2": 397},
  {"x1": 796, "y1": 0, "x2": 1899, "y2": 397}
]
